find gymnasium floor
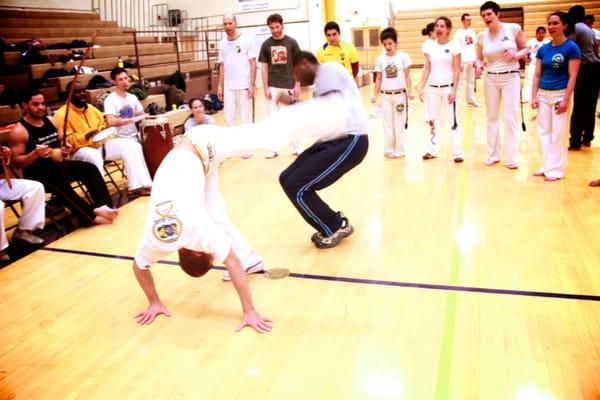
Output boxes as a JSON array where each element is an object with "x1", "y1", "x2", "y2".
[{"x1": 1, "y1": 73, "x2": 600, "y2": 399}]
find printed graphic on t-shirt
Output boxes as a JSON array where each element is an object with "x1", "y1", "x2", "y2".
[
  {"x1": 464, "y1": 36, "x2": 473, "y2": 45},
  {"x1": 271, "y1": 45, "x2": 288, "y2": 64},
  {"x1": 33, "y1": 132, "x2": 59, "y2": 146},
  {"x1": 152, "y1": 200, "x2": 182, "y2": 243},
  {"x1": 235, "y1": 45, "x2": 241, "y2": 53},
  {"x1": 118, "y1": 105, "x2": 135, "y2": 119},
  {"x1": 385, "y1": 63, "x2": 399, "y2": 79},
  {"x1": 551, "y1": 53, "x2": 565, "y2": 69}
]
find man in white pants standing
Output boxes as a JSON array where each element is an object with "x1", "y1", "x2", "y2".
[
  {"x1": 454, "y1": 13, "x2": 479, "y2": 106},
  {"x1": 217, "y1": 15, "x2": 256, "y2": 136},
  {"x1": 0, "y1": 146, "x2": 45, "y2": 261}
]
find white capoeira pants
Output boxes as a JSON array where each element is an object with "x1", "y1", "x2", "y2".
[
  {"x1": 223, "y1": 88, "x2": 252, "y2": 126},
  {"x1": 536, "y1": 89, "x2": 568, "y2": 179},
  {"x1": 484, "y1": 72, "x2": 521, "y2": 166},
  {"x1": 522, "y1": 60, "x2": 537, "y2": 103},
  {"x1": 458, "y1": 62, "x2": 477, "y2": 105},
  {"x1": 425, "y1": 85, "x2": 464, "y2": 157},
  {"x1": 0, "y1": 179, "x2": 45, "y2": 250},
  {"x1": 381, "y1": 91, "x2": 408, "y2": 155},
  {"x1": 267, "y1": 87, "x2": 301, "y2": 154},
  {"x1": 71, "y1": 137, "x2": 152, "y2": 191}
]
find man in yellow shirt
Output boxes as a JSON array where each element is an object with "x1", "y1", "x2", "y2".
[
  {"x1": 54, "y1": 81, "x2": 152, "y2": 196},
  {"x1": 315, "y1": 21, "x2": 359, "y2": 80}
]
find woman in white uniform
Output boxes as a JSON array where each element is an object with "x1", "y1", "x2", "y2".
[
  {"x1": 476, "y1": 1, "x2": 527, "y2": 169},
  {"x1": 418, "y1": 16, "x2": 464, "y2": 162}
]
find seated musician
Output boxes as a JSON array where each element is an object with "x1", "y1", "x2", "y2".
[
  {"x1": 9, "y1": 89, "x2": 118, "y2": 226},
  {"x1": 54, "y1": 81, "x2": 152, "y2": 196},
  {"x1": 103, "y1": 67, "x2": 153, "y2": 196}
]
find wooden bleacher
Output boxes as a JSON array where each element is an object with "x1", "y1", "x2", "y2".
[
  {"x1": 395, "y1": 0, "x2": 600, "y2": 66},
  {"x1": 0, "y1": 8, "x2": 213, "y2": 110}
]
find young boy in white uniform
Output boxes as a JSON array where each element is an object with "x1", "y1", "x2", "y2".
[
  {"x1": 372, "y1": 27, "x2": 413, "y2": 158},
  {"x1": 522, "y1": 26, "x2": 549, "y2": 103}
]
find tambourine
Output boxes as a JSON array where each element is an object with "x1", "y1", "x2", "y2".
[{"x1": 91, "y1": 127, "x2": 116, "y2": 146}]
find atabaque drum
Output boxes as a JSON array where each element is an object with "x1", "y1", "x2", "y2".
[{"x1": 140, "y1": 117, "x2": 173, "y2": 178}]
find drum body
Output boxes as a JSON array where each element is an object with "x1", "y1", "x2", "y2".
[{"x1": 140, "y1": 117, "x2": 173, "y2": 178}]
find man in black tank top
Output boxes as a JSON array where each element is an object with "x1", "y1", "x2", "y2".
[{"x1": 9, "y1": 89, "x2": 118, "y2": 226}]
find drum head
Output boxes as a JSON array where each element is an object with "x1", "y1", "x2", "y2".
[{"x1": 92, "y1": 127, "x2": 116, "y2": 143}]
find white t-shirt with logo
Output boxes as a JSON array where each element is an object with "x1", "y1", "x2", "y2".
[
  {"x1": 526, "y1": 38, "x2": 550, "y2": 62},
  {"x1": 103, "y1": 91, "x2": 143, "y2": 138},
  {"x1": 454, "y1": 28, "x2": 477, "y2": 63},
  {"x1": 425, "y1": 39, "x2": 461, "y2": 86},
  {"x1": 219, "y1": 32, "x2": 256, "y2": 90},
  {"x1": 479, "y1": 22, "x2": 521, "y2": 72},
  {"x1": 374, "y1": 51, "x2": 412, "y2": 91}
]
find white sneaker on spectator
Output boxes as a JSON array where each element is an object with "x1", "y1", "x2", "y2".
[{"x1": 265, "y1": 151, "x2": 278, "y2": 159}]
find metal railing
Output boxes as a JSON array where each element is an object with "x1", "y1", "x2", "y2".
[{"x1": 122, "y1": 27, "x2": 221, "y2": 87}]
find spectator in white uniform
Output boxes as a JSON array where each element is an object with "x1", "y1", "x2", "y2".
[
  {"x1": 371, "y1": 27, "x2": 413, "y2": 158},
  {"x1": 217, "y1": 15, "x2": 256, "y2": 128},
  {"x1": 475, "y1": 1, "x2": 528, "y2": 169},
  {"x1": 522, "y1": 26, "x2": 549, "y2": 103},
  {"x1": 418, "y1": 16, "x2": 464, "y2": 162},
  {"x1": 454, "y1": 13, "x2": 479, "y2": 106}
]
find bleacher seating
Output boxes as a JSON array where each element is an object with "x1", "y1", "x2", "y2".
[{"x1": 0, "y1": 8, "x2": 213, "y2": 111}]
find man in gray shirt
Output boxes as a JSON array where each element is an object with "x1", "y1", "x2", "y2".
[
  {"x1": 568, "y1": 5, "x2": 600, "y2": 150},
  {"x1": 259, "y1": 13, "x2": 301, "y2": 158}
]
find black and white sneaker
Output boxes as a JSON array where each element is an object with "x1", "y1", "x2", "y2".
[{"x1": 313, "y1": 214, "x2": 354, "y2": 249}]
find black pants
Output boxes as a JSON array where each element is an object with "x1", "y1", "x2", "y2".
[
  {"x1": 279, "y1": 134, "x2": 368, "y2": 236},
  {"x1": 25, "y1": 160, "x2": 113, "y2": 226},
  {"x1": 570, "y1": 62, "x2": 600, "y2": 147}
]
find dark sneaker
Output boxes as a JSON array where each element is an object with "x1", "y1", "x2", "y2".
[
  {"x1": 313, "y1": 216, "x2": 354, "y2": 249},
  {"x1": 12, "y1": 229, "x2": 44, "y2": 245},
  {"x1": 422, "y1": 153, "x2": 436, "y2": 160}
]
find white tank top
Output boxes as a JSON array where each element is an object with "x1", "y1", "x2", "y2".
[{"x1": 479, "y1": 23, "x2": 521, "y2": 72}]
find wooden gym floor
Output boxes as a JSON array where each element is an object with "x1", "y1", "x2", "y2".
[{"x1": 1, "y1": 72, "x2": 600, "y2": 399}]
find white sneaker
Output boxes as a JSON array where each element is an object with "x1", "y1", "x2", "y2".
[
  {"x1": 241, "y1": 153, "x2": 253, "y2": 159},
  {"x1": 265, "y1": 151, "x2": 278, "y2": 159},
  {"x1": 222, "y1": 260, "x2": 265, "y2": 281}
]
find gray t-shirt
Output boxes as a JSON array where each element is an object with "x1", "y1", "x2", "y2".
[
  {"x1": 313, "y1": 62, "x2": 368, "y2": 136},
  {"x1": 258, "y1": 35, "x2": 300, "y2": 89},
  {"x1": 572, "y1": 22, "x2": 600, "y2": 64},
  {"x1": 184, "y1": 114, "x2": 215, "y2": 132}
]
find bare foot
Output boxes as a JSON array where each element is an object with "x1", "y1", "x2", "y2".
[
  {"x1": 94, "y1": 205, "x2": 119, "y2": 220},
  {"x1": 93, "y1": 215, "x2": 113, "y2": 225},
  {"x1": 589, "y1": 179, "x2": 600, "y2": 187}
]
